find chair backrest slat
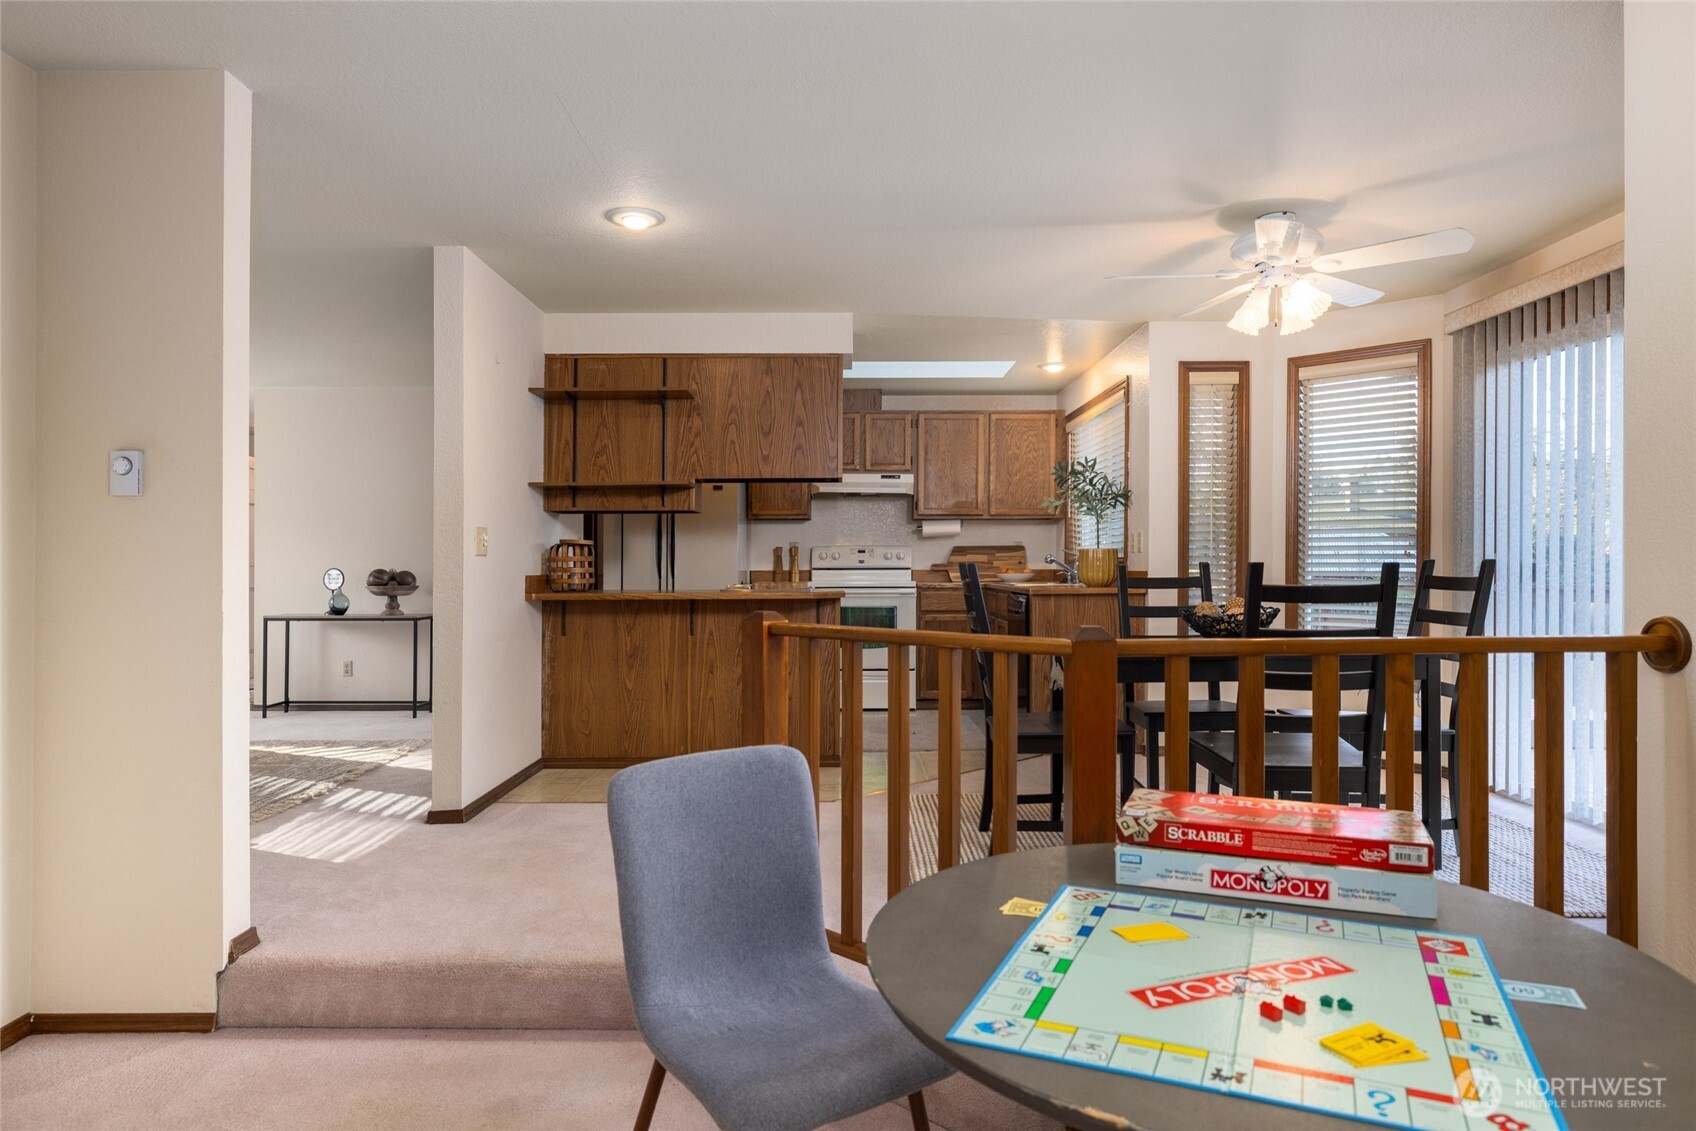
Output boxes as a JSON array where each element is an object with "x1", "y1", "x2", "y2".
[
  {"x1": 1117, "y1": 562, "x2": 1213, "y2": 637},
  {"x1": 959, "y1": 563, "x2": 998, "y2": 719},
  {"x1": 1407, "y1": 559, "x2": 1496, "y2": 731}
]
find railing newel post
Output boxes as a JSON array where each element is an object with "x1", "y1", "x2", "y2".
[
  {"x1": 1063, "y1": 627, "x2": 1119, "y2": 845},
  {"x1": 741, "y1": 611, "x2": 789, "y2": 747}
]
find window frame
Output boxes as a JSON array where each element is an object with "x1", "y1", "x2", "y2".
[
  {"x1": 1285, "y1": 338, "x2": 1432, "y2": 596},
  {"x1": 1062, "y1": 380, "x2": 1129, "y2": 558},
  {"x1": 1177, "y1": 361, "x2": 1250, "y2": 593}
]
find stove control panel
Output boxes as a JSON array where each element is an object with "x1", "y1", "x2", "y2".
[{"x1": 811, "y1": 545, "x2": 910, "y2": 568}]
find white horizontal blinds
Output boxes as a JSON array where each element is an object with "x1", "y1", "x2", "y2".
[
  {"x1": 1453, "y1": 269, "x2": 1623, "y2": 826},
  {"x1": 1184, "y1": 373, "x2": 1242, "y2": 596},
  {"x1": 1293, "y1": 354, "x2": 1423, "y2": 631},
  {"x1": 1065, "y1": 388, "x2": 1127, "y2": 555}
]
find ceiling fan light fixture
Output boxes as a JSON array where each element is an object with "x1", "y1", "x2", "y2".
[
  {"x1": 1283, "y1": 278, "x2": 1334, "y2": 323},
  {"x1": 1227, "y1": 288, "x2": 1271, "y2": 335}
]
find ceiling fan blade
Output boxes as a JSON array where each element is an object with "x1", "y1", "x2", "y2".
[
  {"x1": 1304, "y1": 272, "x2": 1385, "y2": 308},
  {"x1": 1177, "y1": 281, "x2": 1257, "y2": 318},
  {"x1": 1255, "y1": 215, "x2": 1300, "y2": 260},
  {"x1": 1309, "y1": 228, "x2": 1474, "y2": 273},
  {"x1": 1105, "y1": 269, "x2": 1248, "y2": 281}
]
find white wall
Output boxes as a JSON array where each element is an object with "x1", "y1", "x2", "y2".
[
  {"x1": 1443, "y1": 212, "x2": 1623, "y2": 317},
  {"x1": 31, "y1": 69, "x2": 251, "y2": 1011},
  {"x1": 253, "y1": 387, "x2": 434, "y2": 701},
  {"x1": 543, "y1": 312, "x2": 852, "y2": 356},
  {"x1": 1624, "y1": 0, "x2": 1695, "y2": 979},
  {"x1": 1, "y1": 51, "x2": 39, "y2": 1026},
  {"x1": 433, "y1": 247, "x2": 563, "y2": 811}
]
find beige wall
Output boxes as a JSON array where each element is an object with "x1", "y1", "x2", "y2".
[
  {"x1": 542, "y1": 311, "x2": 853, "y2": 356},
  {"x1": 253, "y1": 387, "x2": 434, "y2": 701},
  {"x1": 432, "y1": 247, "x2": 563, "y2": 811},
  {"x1": 1624, "y1": 0, "x2": 1696, "y2": 979},
  {"x1": 1, "y1": 51, "x2": 39, "y2": 1026},
  {"x1": 31, "y1": 69, "x2": 251, "y2": 1011}
]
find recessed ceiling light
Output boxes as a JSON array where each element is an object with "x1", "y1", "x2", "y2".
[
  {"x1": 605, "y1": 207, "x2": 664, "y2": 231},
  {"x1": 1040, "y1": 362, "x2": 1066, "y2": 374}
]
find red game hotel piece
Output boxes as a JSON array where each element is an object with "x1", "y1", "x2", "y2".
[
  {"x1": 1283, "y1": 994, "x2": 1306, "y2": 1015},
  {"x1": 1116, "y1": 789, "x2": 1435, "y2": 874},
  {"x1": 1259, "y1": 1001, "x2": 1283, "y2": 1023}
]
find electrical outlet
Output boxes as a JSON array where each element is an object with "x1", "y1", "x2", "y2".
[
  {"x1": 474, "y1": 526, "x2": 490, "y2": 557},
  {"x1": 343, "y1": 661, "x2": 354, "y2": 677}
]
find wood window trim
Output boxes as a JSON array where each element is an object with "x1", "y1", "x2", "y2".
[
  {"x1": 1284, "y1": 339, "x2": 1432, "y2": 585},
  {"x1": 1177, "y1": 361, "x2": 1250, "y2": 588},
  {"x1": 1065, "y1": 380, "x2": 1128, "y2": 425},
  {"x1": 1063, "y1": 381, "x2": 1129, "y2": 556}
]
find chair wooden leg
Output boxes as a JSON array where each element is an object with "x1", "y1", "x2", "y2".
[
  {"x1": 1049, "y1": 752, "x2": 1064, "y2": 822},
  {"x1": 908, "y1": 1090, "x2": 930, "y2": 1131},
  {"x1": 633, "y1": 1059, "x2": 666, "y2": 1131}
]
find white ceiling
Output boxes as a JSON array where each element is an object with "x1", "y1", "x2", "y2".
[{"x1": 3, "y1": 2, "x2": 1624, "y2": 393}]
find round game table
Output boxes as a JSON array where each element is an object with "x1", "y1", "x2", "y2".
[{"x1": 866, "y1": 846, "x2": 1696, "y2": 1131}]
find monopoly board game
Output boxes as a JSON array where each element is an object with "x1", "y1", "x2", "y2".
[{"x1": 949, "y1": 886, "x2": 1567, "y2": 1131}]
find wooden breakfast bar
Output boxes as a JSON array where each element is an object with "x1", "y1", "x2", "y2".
[{"x1": 525, "y1": 579, "x2": 842, "y2": 767}]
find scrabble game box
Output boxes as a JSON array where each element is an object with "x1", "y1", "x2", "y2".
[
  {"x1": 1116, "y1": 789, "x2": 1435, "y2": 874},
  {"x1": 1113, "y1": 842, "x2": 1439, "y2": 918}
]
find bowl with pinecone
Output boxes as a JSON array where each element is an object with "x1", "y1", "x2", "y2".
[{"x1": 1182, "y1": 595, "x2": 1279, "y2": 637}]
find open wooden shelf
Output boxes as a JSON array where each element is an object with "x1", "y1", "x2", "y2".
[
  {"x1": 530, "y1": 481, "x2": 695, "y2": 490},
  {"x1": 529, "y1": 386, "x2": 696, "y2": 402}
]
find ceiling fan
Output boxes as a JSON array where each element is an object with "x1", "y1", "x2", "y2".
[{"x1": 1107, "y1": 212, "x2": 1474, "y2": 336}]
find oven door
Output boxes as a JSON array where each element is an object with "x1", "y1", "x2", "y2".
[{"x1": 838, "y1": 588, "x2": 916, "y2": 709}]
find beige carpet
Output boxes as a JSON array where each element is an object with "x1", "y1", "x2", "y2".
[
  {"x1": 249, "y1": 740, "x2": 424, "y2": 822},
  {"x1": 908, "y1": 791, "x2": 1066, "y2": 884}
]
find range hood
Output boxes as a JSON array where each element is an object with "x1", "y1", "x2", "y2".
[{"x1": 813, "y1": 472, "x2": 915, "y2": 496}]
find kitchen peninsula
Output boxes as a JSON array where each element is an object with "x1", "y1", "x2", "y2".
[
  {"x1": 981, "y1": 580, "x2": 1130, "y2": 713},
  {"x1": 526, "y1": 581, "x2": 841, "y2": 766}
]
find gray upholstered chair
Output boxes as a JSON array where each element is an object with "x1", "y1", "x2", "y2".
[{"x1": 607, "y1": 745, "x2": 952, "y2": 1131}]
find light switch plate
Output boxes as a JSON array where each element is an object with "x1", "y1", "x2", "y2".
[
  {"x1": 109, "y1": 449, "x2": 143, "y2": 495},
  {"x1": 474, "y1": 526, "x2": 489, "y2": 556}
]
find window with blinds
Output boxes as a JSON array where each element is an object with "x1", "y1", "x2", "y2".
[
  {"x1": 1179, "y1": 364, "x2": 1248, "y2": 597},
  {"x1": 1064, "y1": 385, "x2": 1127, "y2": 556},
  {"x1": 1288, "y1": 344, "x2": 1429, "y2": 631}
]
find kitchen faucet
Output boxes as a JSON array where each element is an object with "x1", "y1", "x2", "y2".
[{"x1": 1043, "y1": 554, "x2": 1080, "y2": 585}]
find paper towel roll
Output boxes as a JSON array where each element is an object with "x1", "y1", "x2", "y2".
[{"x1": 918, "y1": 519, "x2": 963, "y2": 539}]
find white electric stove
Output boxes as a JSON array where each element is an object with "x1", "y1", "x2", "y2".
[{"x1": 810, "y1": 545, "x2": 917, "y2": 710}]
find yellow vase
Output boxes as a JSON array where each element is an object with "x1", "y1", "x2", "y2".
[{"x1": 1075, "y1": 548, "x2": 1118, "y2": 588}]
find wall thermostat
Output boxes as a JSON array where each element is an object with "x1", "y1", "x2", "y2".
[{"x1": 109, "y1": 449, "x2": 144, "y2": 496}]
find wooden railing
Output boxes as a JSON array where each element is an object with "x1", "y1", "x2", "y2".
[{"x1": 741, "y1": 611, "x2": 1691, "y2": 959}]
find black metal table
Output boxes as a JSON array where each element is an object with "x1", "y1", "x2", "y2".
[
  {"x1": 867, "y1": 845, "x2": 1696, "y2": 1131},
  {"x1": 259, "y1": 613, "x2": 433, "y2": 718}
]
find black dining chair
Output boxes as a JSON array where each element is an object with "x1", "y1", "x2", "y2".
[
  {"x1": 961, "y1": 563, "x2": 1139, "y2": 834},
  {"x1": 1116, "y1": 562, "x2": 1238, "y2": 797},
  {"x1": 1189, "y1": 562, "x2": 1399, "y2": 801}
]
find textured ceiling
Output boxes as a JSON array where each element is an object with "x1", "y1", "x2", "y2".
[{"x1": 3, "y1": 2, "x2": 1624, "y2": 391}]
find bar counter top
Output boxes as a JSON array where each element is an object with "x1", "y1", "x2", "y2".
[{"x1": 524, "y1": 580, "x2": 842, "y2": 602}]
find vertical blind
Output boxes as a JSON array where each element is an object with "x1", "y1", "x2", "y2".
[
  {"x1": 1453, "y1": 269, "x2": 1624, "y2": 826},
  {"x1": 1066, "y1": 387, "x2": 1127, "y2": 555},
  {"x1": 1291, "y1": 355, "x2": 1424, "y2": 631},
  {"x1": 1183, "y1": 372, "x2": 1244, "y2": 596}
]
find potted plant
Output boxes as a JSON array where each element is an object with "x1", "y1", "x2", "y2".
[{"x1": 1042, "y1": 457, "x2": 1130, "y2": 588}]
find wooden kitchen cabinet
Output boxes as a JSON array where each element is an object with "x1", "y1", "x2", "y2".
[
  {"x1": 841, "y1": 412, "x2": 863, "y2": 472},
  {"x1": 987, "y1": 412, "x2": 1060, "y2": 516},
  {"x1": 915, "y1": 413, "x2": 988, "y2": 516},
  {"x1": 746, "y1": 481, "x2": 813, "y2": 520},
  {"x1": 916, "y1": 586, "x2": 984, "y2": 704},
  {"x1": 863, "y1": 412, "x2": 914, "y2": 472},
  {"x1": 671, "y1": 355, "x2": 842, "y2": 481}
]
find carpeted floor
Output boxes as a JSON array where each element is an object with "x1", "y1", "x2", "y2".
[{"x1": 249, "y1": 739, "x2": 425, "y2": 822}]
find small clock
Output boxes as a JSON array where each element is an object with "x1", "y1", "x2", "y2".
[{"x1": 324, "y1": 567, "x2": 350, "y2": 616}]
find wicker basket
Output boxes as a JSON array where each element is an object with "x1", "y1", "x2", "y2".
[{"x1": 546, "y1": 539, "x2": 596, "y2": 592}]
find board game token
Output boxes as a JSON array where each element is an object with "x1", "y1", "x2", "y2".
[
  {"x1": 1319, "y1": 994, "x2": 1334, "y2": 1009},
  {"x1": 1338, "y1": 998, "x2": 1353, "y2": 1013},
  {"x1": 1282, "y1": 994, "x2": 1305, "y2": 1015},
  {"x1": 1259, "y1": 1001, "x2": 1282, "y2": 1022}
]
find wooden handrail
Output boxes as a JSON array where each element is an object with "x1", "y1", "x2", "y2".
[{"x1": 742, "y1": 610, "x2": 1690, "y2": 959}]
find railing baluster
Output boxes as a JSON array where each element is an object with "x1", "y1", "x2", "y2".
[
  {"x1": 1384, "y1": 653, "x2": 1416, "y2": 812},
  {"x1": 1311, "y1": 654, "x2": 1340, "y2": 805},
  {"x1": 1533, "y1": 653, "x2": 1566, "y2": 915},
  {"x1": 887, "y1": 645, "x2": 911, "y2": 897},
  {"x1": 841, "y1": 643, "x2": 864, "y2": 948},
  {"x1": 1236, "y1": 655, "x2": 1266, "y2": 798},
  {"x1": 1164, "y1": 656, "x2": 1190, "y2": 792},
  {"x1": 1063, "y1": 627, "x2": 1119, "y2": 845},
  {"x1": 800, "y1": 638, "x2": 822, "y2": 822},
  {"x1": 1606, "y1": 652, "x2": 1638, "y2": 945},
  {"x1": 991, "y1": 653, "x2": 1018, "y2": 855},
  {"x1": 740, "y1": 611, "x2": 789, "y2": 746},
  {"x1": 1456, "y1": 653, "x2": 1491, "y2": 890},
  {"x1": 936, "y1": 648, "x2": 962, "y2": 871}
]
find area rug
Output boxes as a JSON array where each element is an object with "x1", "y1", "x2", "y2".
[
  {"x1": 910, "y1": 791, "x2": 1608, "y2": 917},
  {"x1": 250, "y1": 740, "x2": 424, "y2": 822}
]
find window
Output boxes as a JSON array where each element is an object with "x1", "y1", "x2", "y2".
[
  {"x1": 1179, "y1": 363, "x2": 1249, "y2": 597},
  {"x1": 1287, "y1": 341, "x2": 1430, "y2": 631},
  {"x1": 1064, "y1": 383, "x2": 1128, "y2": 556},
  {"x1": 1454, "y1": 269, "x2": 1623, "y2": 825}
]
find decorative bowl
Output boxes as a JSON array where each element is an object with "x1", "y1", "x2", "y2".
[
  {"x1": 366, "y1": 582, "x2": 420, "y2": 616},
  {"x1": 1182, "y1": 605, "x2": 1279, "y2": 638},
  {"x1": 999, "y1": 571, "x2": 1036, "y2": 583}
]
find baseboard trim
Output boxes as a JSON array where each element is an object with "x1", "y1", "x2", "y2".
[
  {"x1": 426, "y1": 758, "x2": 543, "y2": 824},
  {"x1": 28, "y1": 1013, "x2": 216, "y2": 1035},
  {"x1": 227, "y1": 926, "x2": 261, "y2": 964},
  {"x1": 2, "y1": 1013, "x2": 30, "y2": 1050},
  {"x1": 539, "y1": 758, "x2": 637, "y2": 770}
]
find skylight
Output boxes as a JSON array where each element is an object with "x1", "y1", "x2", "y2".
[{"x1": 842, "y1": 360, "x2": 1017, "y2": 381}]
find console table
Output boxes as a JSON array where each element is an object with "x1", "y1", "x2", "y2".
[{"x1": 259, "y1": 614, "x2": 433, "y2": 718}]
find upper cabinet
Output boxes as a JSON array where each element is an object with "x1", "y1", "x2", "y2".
[
  {"x1": 536, "y1": 354, "x2": 843, "y2": 512},
  {"x1": 915, "y1": 413, "x2": 988, "y2": 516},
  {"x1": 863, "y1": 412, "x2": 915, "y2": 472},
  {"x1": 986, "y1": 412, "x2": 1060, "y2": 517},
  {"x1": 841, "y1": 413, "x2": 864, "y2": 472}
]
